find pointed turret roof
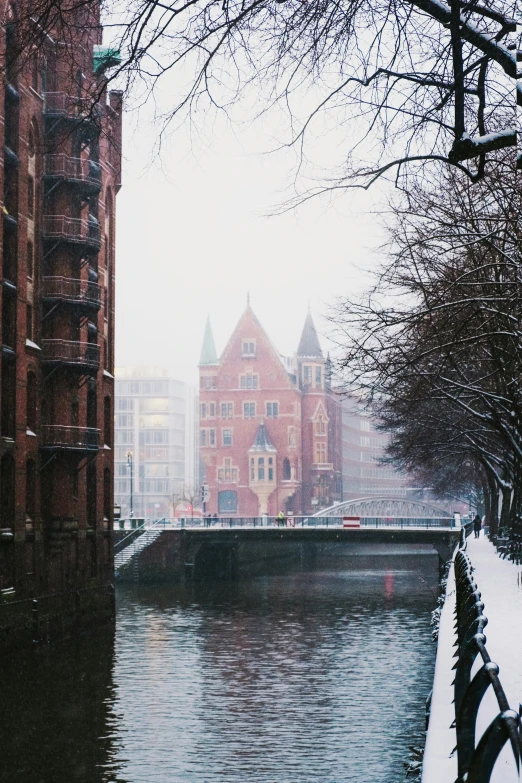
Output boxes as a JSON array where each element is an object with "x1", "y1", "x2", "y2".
[
  {"x1": 199, "y1": 316, "x2": 218, "y2": 366},
  {"x1": 249, "y1": 420, "x2": 277, "y2": 452},
  {"x1": 297, "y1": 312, "x2": 323, "y2": 359}
]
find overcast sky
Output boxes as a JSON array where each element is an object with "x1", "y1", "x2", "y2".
[{"x1": 114, "y1": 100, "x2": 388, "y2": 386}]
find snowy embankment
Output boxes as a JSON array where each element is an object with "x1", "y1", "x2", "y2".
[{"x1": 422, "y1": 535, "x2": 521, "y2": 783}]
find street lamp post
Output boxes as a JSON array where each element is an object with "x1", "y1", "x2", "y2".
[{"x1": 127, "y1": 451, "x2": 134, "y2": 518}]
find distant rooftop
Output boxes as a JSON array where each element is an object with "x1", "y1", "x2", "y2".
[
  {"x1": 249, "y1": 420, "x2": 277, "y2": 452},
  {"x1": 297, "y1": 312, "x2": 323, "y2": 359}
]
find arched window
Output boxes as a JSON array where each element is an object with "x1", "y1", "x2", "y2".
[
  {"x1": 103, "y1": 468, "x2": 111, "y2": 520},
  {"x1": 0, "y1": 454, "x2": 15, "y2": 526},
  {"x1": 87, "y1": 388, "x2": 97, "y2": 429},
  {"x1": 283, "y1": 458, "x2": 291, "y2": 480},
  {"x1": 26, "y1": 371, "x2": 37, "y2": 432},
  {"x1": 257, "y1": 457, "x2": 265, "y2": 481},
  {"x1": 28, "y1": 124, "x2": 36, "y2": 157},
  {"x1": 26, "y1": 459, "x2": 36, "y2": 519},
  {"x1": 104, "y1": 396, "x2": 111, "y2": 446}
]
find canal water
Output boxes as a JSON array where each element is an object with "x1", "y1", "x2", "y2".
[{"x1": 1, "y1": 556, "x2": 439, "y2": 783}]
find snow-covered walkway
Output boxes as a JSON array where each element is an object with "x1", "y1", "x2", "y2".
[{"x1": 422, "y1": 534, "x2": 521, "y2": 783}]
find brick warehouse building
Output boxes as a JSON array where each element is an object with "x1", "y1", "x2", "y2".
[
  {"x1": 0, "y1": 3, "x2": 121, "y2": 648},
  {"x1": 199, "y1": 304, "x2": 342, "y2": 517}
]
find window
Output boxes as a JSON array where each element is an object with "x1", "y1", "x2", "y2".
[
  {"x1": 26, "y1": 304, "x2": 33, "y2": 341},
  {"x1": 26, "y1": 372, "x2": 37, "y2": 431},
  {"x1": 283, "y1": 458, "x2": 291, "y2": 480},
  {"x1": 221, "y1": 402, "x2": 233, "y2": 419},
  {"x1": 360, "y1": 419, "x2": 370, "y2": 431},
  {"x1": 200, "y1": 403, "x2": 207, "y2": 419},
  {"x1": 130, "y1": 382, "x2": 139, "y2": 394},
  {"x1": 218, "y1": 490, "x2": 237, "y2": 514},
  {"x1": 242, "y1": 340, "x2": 255, "y2": 357},
  {"x1": 303, "y1": 366, "x2": 313, "y2": 385},
  {"x1": 104, "y1": 396, "x2": 111, "y2": 447},
  {"x1": 209, "y1": 403, "x2": 215, "y2": 418},
  {"x1": 117, "y1": 398, "x2": 134, "y2": 411},
  {"x1": 240, "y1": 373, "x2": 259, "y2": 389},
  {"x1": 202, "y1": 376, "x2": 218, "y2": 390},
  {"x1": 217, "y1": 457, "x2": 238, "y2": 483},
  {"x1": 288, "y1": 428, "x2": 296, "y2": 448},
  {"x1": 200, "y1": 428, "x2": 216, "y2": 446},
  {"x1": 243, "y1": 402, "x2": 256, "y2": 418},
  {"x1": 27, "y1": 241, "x2": 33, "y2": 278},
  {"x1": 103, "y1": 468, "x2": 111, "y2": 520},
  {"x1": 315, "y1": 416, "x2": 326, "y2": 435},
  {"x1": 268, "y1": 457, "x2": 274, "y2": 482},
  {"x1": 315, "y1": 367, "x2": 322, "y2": 386},
  {"x1": 116, "y1": 414, "x2": 133, "y2": 428},
  {"x1": 223, "y1": 429, "x2": 232, "y2": 446},
  {"x1": 266, "y1": 402, "x2": 279, "y2": 418},
  {"x1": 315, "y1": 442, "x2": 327, "y2": 463},
  {"x1": 257, "y1": 457, "x2": 265, "y2": 481},
  {"x1": 250, "y1": 458, "x2": 255, "y2": 481},
  {"x1": 26, "y1": 459, "x2": 36, "y2": 519},
  {"x1": 27, "y1": 176, "x2": 34, "y2": 219}
]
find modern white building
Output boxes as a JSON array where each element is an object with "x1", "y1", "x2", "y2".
[{"x1": 114, "y1": 367, "x2": 198, "y2": 518}]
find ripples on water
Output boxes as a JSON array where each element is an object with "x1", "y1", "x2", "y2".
[{"x1": 1, "y1": 557, "x2": 438, "y2": 783}]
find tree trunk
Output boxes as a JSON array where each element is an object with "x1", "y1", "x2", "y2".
[{"x1": 499, "y1": 485, "x2": 512, "y2": 533}]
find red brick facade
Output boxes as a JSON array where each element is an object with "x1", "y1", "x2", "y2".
[
  {"x1": 199, "y1": 306, "x2": 342, "y2": 517},
  {"x1": 0, "y1": 2, "x2": 121, "y2": 625}
]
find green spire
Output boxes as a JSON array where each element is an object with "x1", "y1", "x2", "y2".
[{"x1": 199, "y1": 316, "x2": 218, "y2": 366}]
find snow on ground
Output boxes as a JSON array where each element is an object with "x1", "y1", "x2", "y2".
[{"x1": 422, "y1": 534, "x2": 521, "y2": 783}]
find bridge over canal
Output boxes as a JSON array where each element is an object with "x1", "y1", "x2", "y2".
[{"x1": 115, "y1": 523, "x2": 462, "y2": 583}]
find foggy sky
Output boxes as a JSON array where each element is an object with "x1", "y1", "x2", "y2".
[{"x1": 115, "y1": 105, "x2": 387, "y2": 386}]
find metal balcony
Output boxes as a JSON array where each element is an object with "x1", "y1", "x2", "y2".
[
  {"x1": 43, "y1": 92, "x2": 101, "y2": 121},
  {"x1": 41, "y1": 339, "x2": 100, "y2": 371},
  {"x1": 42, "y1": 276, "x2": 101, "y2": 311},
  {"x1": 40, "y1": 425, "x2": 100, "y2": 452},
  {"x1": 44, "y1": 154, "x2": 101, "y2": 192},
  {"x1": 43, "y1": 215, "x2": 101, "y2": 251}
]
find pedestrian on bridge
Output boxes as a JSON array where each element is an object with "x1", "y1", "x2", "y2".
[
  {"x1": 473, "y1": 514, "x2": 482, "y2": 538},
  {"x1": 277, "y1": 511, "x2": 286, "y2": 528}
]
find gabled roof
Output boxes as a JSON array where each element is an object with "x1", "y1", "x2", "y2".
[
  {"x1": 297, "y1": 312, "x2": 323, "y2": 359},
  {"x1": 199, "y1": 316, "x2": 218, "y2": 366},
  {"x1": 249, "y1": 420, "x2": 277, "y2": 452}
]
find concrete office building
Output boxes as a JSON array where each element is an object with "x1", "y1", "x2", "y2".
[{"x1": 114, "y1": 367, "x2": 197, "y2": 519}]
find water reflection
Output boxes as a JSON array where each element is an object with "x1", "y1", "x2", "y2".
[{"x1": 1, "y1": 556, "x2": 438, "y2": 783}]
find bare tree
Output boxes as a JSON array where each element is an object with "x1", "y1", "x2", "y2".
[
  {"x1": 332, "y1": 159, "x2": 521, "y2": 536},
  {"x1": 4, "y1": 0, "x2": 517, "y2": 197},
  {"x1": 170, "y1": 483, "x2": 203, "y2": 519}
]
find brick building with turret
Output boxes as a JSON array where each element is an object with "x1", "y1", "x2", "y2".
[
  {"x1": 0, "y1": 2, "x2": 121, "y2": 649},
  {"x1": 198, "y1": 303, "x2": 342, "y2": 517}
]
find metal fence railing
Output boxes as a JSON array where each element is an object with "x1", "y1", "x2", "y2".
[
  {"x1": 453, "y1": 538, "x2": 520, "y2": 781},
  {"x1": 42, "y1": 276, "x2": 101, "y2": 307},
  {"x1": 114, "y1": 516, "x2": 457, "y2": 531}
]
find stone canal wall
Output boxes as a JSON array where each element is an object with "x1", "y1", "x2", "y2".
[{"x1": 116, "y1": 528, "x2": 459, "y2": 583}]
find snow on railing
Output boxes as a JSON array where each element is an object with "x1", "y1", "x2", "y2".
[
  {"x1": 44, "y1": 154, "x2": 102, "y2": 185},
  {"x1": 452, "y1": 546, "x2": 520, "y2": 781}
]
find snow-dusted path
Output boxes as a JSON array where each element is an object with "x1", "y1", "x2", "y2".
[{"x1": 422, "y1": 534, "x2": 521, "y2": 783}]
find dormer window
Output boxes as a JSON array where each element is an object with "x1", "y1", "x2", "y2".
[
  {"x1": 242, "y1": 340, "x2": 256, "y2": 357},
  {"x1": 303, "y1": 365, "x2": 313, "y2": 385}
]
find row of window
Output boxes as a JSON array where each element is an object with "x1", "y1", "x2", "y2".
[
  {"x1": 201, "y1": 401, "x2": 280, "y2": 420},
  {"x1": 115, "y1": 479, "x2": 170, "y2": 494},
  {"x1": 116, "y1": 381, "x2": 170, "y2": 395},
  {"x1": 201, "y1": 426, "x2": 299, "y2": 448},
  {"x1": 200, "y1": 374, "x2": 261, "y2": 390},
  {"x1": 0, "y1": 454, "x2": 113, "y2": 522},
  {"x1": 216, "y1": 457, "x2": 295, "y2": 484},
  {"x1": 114, "y1": 430, "x2": 186, "y2": 446}
]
